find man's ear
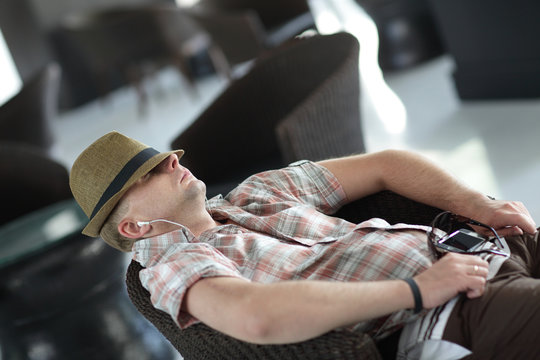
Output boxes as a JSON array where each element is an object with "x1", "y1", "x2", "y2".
[{"x1": 118, "y1": 219, "x2": 150, "y2": 239}]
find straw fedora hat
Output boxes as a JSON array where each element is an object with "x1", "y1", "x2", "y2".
[{"x1": 70, "y1": 131, "x2": 184, "y2": 240}]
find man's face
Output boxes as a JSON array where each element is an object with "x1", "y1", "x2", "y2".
[{"x1": 122, "y1": 154, "x2": 206, "y2": 223}]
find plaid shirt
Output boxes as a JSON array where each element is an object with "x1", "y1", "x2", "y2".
[{"x1": 132, "y1": 160, "x2": 434, "y2": 337}]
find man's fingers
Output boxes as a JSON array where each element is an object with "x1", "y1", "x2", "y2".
[
  {"x1": 491, "y1": 225, "x2": 525, "y2": 238},
  {"x1": 464, "y1": 258, "x2": 488, "y2": 298},
  {"x1": 466, "y1": 286, "x2": 485, "y2": 299},
  {"x1": 467, "y1": 261, "x2": 488, "y2": 276},
  {"x1": 416, "y1": 254, "x2": 491, "y2": 308}
]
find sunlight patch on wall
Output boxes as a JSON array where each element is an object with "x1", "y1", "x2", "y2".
[
  {"x1": 308, "y1": 1, "x2": 343, "y2": 34},
  {"x1": 175, "y1": 0, "x2": 200, "y2": 7},
  {"x1": 308, "y1": 0, "x2": 407, "y2": 134},
  {"x1": 0, "y1": 28, "x2": 21, "y2": 106}
]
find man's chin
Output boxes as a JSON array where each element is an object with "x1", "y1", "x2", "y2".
[
  {"x1": 201, "y1": 182, "x2": 207, "y2": 197},
  {"x1": 191, "y1": 179, "x2": 207, "y2": 198}
]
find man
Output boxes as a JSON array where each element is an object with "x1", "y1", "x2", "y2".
[{"x1": 70, "y1": 131, "x2": 538, "y2": 359}]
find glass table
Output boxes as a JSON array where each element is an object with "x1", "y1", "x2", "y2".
[
  {"x1": 0, "y1": 199, "x2": 175, "y2": 359},
  {"x1": 0, "y1": 199, "x2": 87, "y2": 269}
]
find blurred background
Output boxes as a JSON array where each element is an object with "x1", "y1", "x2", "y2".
[{"x1": 1, "y1": 0, "x2": 540, "y2": 359}]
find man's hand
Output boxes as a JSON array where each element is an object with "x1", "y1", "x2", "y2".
[
  {"x1": 414, "y1": 253, "x2": 489, "y2": 309},
  {"x1": 469, "y1": 199, "x2": 537, "y2": 237}
]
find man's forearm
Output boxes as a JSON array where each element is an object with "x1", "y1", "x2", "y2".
[
  {"x1": 369, "y1": 150, "x2": 536, "y2": 234},
  {"x1": 375, "y1": 150, "x2": 486, "y2": 216},
  {"x1": 184, "y1": 277, "x2": 414, "y2": 344},
  {"x1": 237, "y1": 279, "x2": 414, "y2": 344},
  {"x1": 184, "y1": 253, "x2": 490, "y2": 345},
  {"x1": 320, "y1": 150, "x2": 489, "y2": 218}
]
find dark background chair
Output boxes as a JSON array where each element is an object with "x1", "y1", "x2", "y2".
[
  {"x1": 355, "y1": 0, "x2": 444, "y2": 71},
  {"x1": 0, "y1": 142, "x2": 73, "y2": 226},
  {"x1": 185, "y1": 8, "x2": 269, "y2": 69},
  {"x1": 126, "y1": 190, "x2": 442, "y2": 359},
  {"x1": 171, "y1": 32, "x2": 364, "y2": 197},
  {"x1": 0, "y1": 63, "x2": 61, "y2": 153},
  {"x1": 428, "y1": 0, "x2": 540, "y2": 99},
  {"x1": 50, "y1": 5, "x2": 230, "y2": 111},
  {"x1": 189, "y1": 0, "x2": 316, "y2": 47}
]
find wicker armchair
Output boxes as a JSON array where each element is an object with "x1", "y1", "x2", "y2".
[
  {"x1": 171, "y1": 32, "x2": 364, "y2": 197},
  {"x1": 126, "y1": 191, "x2": 442, "y2": 360}
]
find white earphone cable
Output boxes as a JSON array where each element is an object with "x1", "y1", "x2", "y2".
[{"x1": 137, "y1": 219, "x2": 183, "y2": 227}]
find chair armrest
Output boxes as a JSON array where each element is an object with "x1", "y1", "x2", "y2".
[{"x1": 181, "y1": 322, "x2": 382, "y2": 360}]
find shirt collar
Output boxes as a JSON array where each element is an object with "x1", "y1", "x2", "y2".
[{"x1": 132, "y1": 226, "x2": 194, "y2": 266}]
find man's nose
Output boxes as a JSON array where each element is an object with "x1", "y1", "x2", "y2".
[{"x1": 159, "y1": 154, "x2": 178, "y2": 172}]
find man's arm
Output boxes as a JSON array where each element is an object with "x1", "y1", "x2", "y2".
[
  {"x1": 183, "y1": 253, "x2": 488, "y2": 345},
  {"x1": 318, "y1": 150, "x2": 536, "y2": 236},
  {"x1": 180, "y1": 150, "x2": 501, "y2": 345}
]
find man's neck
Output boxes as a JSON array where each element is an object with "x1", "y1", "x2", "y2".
[{"x1": 186, "y1": 213, "x2": 220, "y2": 237}]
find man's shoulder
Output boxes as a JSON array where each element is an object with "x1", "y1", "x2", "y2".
[{"x1": 288, "y1": 159, "x2": 312, "y2": 167}]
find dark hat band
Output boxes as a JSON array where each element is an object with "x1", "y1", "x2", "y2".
[{"x1": 89, "y1": 147, "x2": 160, "y2": 220}]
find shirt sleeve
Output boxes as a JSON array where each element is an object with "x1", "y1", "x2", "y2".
[
  {"x1": 227, "y1": 160, "x2": 348, "y2": 215},
  {"x1": 138, "y1": 242, "x2": 244, "y2": 329}
]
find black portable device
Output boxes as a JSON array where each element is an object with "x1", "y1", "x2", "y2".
[{"x1": 435, "y1": 228, "x2": 485, "y2": 253}]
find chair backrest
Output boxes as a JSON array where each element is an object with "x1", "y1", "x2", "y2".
[
  {"x1": 274, "y1": 33, "x2": 363, "y2": 164},
  {"x1": 0, "y1": 142, "x2": 72, "y2": 225},
  {"x1": 170, "y1": 32, "x2": 363, "y2": 196},
  {"x1": 125, "y1": 191, "x2": 442, "y2": 359},
  {"x1": 0, "y1": 63, "x2": 60, "y2": 151}
]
